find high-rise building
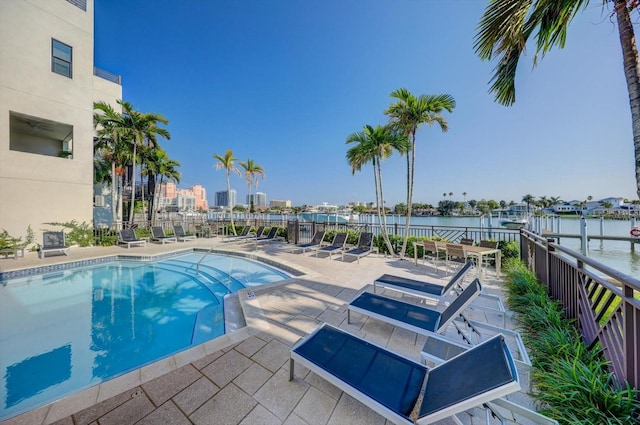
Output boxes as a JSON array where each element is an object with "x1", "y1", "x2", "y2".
[
  {"x1": 0, "y1": 0, "x2": 122, "y2": 238},
  {"x1": 247, "y1": 192, "x2": 267, "y2": 207},
  {"x1": 270, "y1": 199, "x2": 291, "y2": 209},
  {"x1": 159, "y1": 182, "x2": 209, "y2": 211},
  {"x1": 215, "y1": 189, "x2": 236, "y2": 208}
]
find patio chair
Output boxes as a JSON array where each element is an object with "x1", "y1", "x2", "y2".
[
  {"x1": 347, "y1": 279, "x2": 482, "y2": 337},
  {"x1": 413, "y1": 239, "x2": 446, "y2": 273},
  {"x1": 289, "y1": 323, "x2": 520, "y2": 425},
  {"x1": 445, "y1": 243, "x2": 467, "y2": 274},
  {"x1": 150, "y1": 226, "x2": 177, "y2": 244},
  {"x1": 373, "y1": 261, "x2": 473, "y2": 299},
  {"x1": 38, "y1": 231, "x2": 70, "y2": 258},
  {"x1": 342, "y1": 232, "x2": 374, "y2": 263},
  {"x1": 253, "y1": 226, "x2": 284, "y2": 247},
  {"x1": 118, "y1": 228, "x2": 146, "y2": 248},
  {"x1": 173, "y1": 224, "x2": 196, "y2": 242},
  {"x1": 373, "y1": 262, "x2": 508, "y2": 327},
  {"x1": 314, "y1": 232, "x2": 347, "y2": 259},
  {"x1": 290, "y1": 229, "x2": 326, "y2": 253},
  {"x1": 221, "y1": 225, "x2": 252, "y2": 242},
  {"x1": 239, "y1": 226, "x2": 267, "y2": 243}
]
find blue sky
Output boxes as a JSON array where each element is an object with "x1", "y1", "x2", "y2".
[{"x1": 94, "y1": 1, "x2": 634, "y2": 207}]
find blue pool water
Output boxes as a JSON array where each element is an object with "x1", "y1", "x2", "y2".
[{"x1": 0, "y1": 252, "x2": 289, "y2": 421}]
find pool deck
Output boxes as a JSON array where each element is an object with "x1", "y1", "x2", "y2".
[{"x1": 1, "y1": 237, "x2": 542, "y2": 425}]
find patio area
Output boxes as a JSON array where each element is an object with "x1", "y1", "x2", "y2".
[{"x1": 0, "y1": 237, "x2": 542, "y2": 425}]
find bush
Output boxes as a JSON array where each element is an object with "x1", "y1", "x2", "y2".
[
  {"x1": 503, "y1": 258, "x2": 640, "y2": 424},
  {"x1": 0, "y1": 226, "x2": 34, "y2": 250},
  {"x1": 44, "y1": 220, "x2": 94, "y2": 247}
]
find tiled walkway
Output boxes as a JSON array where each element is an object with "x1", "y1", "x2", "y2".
[{"x1": 1, "y1": 238, "x2": 540, "y2": 425}]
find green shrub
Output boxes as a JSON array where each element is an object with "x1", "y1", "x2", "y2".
[
  {"x1": 0, "y1": 225, "x2": 34, "y2": 250},
  {"x1": 44, "y1": 220, "x2": 94, "y2": 247},
  {"x1": 504, "y1": 259, "x2": 640, "y2": 424}
]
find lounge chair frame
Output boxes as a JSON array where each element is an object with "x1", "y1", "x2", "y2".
[
  {"x1": 342, "y1": 232, "x2": 374, "y2": 263},
  {"x1": 289, "y1": 324, "x2": 520, "y2": 425},
  {"x1": 38, "y1": 231, "x2": 70, "y2": 258},
  {"x1": 151, "y1": 226, "x2": 177, "y2": 244},
  {"x1": 347, "y1": 279, "x2": 482, "y2": 337},
  {"x1": 221, "y1": 225, "x2": 253, "y2": 242},
  {"x1": 373, "y1": 261, "x2": 473, "y2": 298},
  {"x1": 314, "y1": 232, "x2": 347, "y2": 258},
  {"x1": 118, "y1": 228, "x2": 146, "y2": 248},
  {"x1": 290, "y1": 230, "x2": 326, "y2": 253},
  {"x1": 173, "y1": 224, "x2": 196, "y2": 242}
]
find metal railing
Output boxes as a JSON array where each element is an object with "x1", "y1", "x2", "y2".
[{"x1": 520, "y1": 229, "x2": 640, "y2": 389}]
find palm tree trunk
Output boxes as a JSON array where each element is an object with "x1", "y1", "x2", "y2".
[
  {"x1": 376, "y1": 160, "x2": 395, "y2": 255},
  {"x1": 111, "y1": 161, "x2": 117, "y2": 227},
  {"x1": 147, "y1": 173, "x2": 156, "y2": 223},
  {"x1": 400, "y1": 132, "x2": 416, "y2": 258},
  {"x1": 615, "y1": 1, "x2": 640, "y2": 200},
  {"x1": 128, "y1": 144, "x2": 136, "y2": 225},
  {"x1": 227, "y1": 173, "x2": 236, "y2": 235}
]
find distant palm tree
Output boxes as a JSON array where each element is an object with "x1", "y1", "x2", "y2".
[
  {"x1": 449, "y1": 192, "x2": 453, "y2": 200},
  {"x1": 213, "y1": 150, "x2": 241, "y2": 234},
  {"x1": 462, "y1": 192, "x2": 467, "y2": 203},
  {"x1": 386, "y1": 88, "x2": 455, "y2": 258},
  {"x1": 474, "y1": 0, "x2": 640, "y2": 199},
  {"x1": 346, "y1": 124, "x2": 410, "y2": 256},
  {"x1": 239, "y1": 159, "x2": 264, "y2": 213},
  {"x1": 522, "y1": 194, "x2": 536, "y2": 214},
  {"x1": 443, "y1": 192, "x2": 447, "y2": 199}
]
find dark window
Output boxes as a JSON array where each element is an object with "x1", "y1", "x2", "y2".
[{"x1": 52, "y1": 39, "x2": 72, "y2": 78}]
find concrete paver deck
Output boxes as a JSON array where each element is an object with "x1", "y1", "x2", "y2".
[{"x1": 0, "y1": 237, "x2": 541, "y2": 425}]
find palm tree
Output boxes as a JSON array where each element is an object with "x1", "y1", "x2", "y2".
[
  {"x1": 475, "y1": 0, "x2": 640, "y2": 199},
  {"x1": 443, "y1": 192, "x2": 447, "y2": 199},
  {"x1": 213, "y1": 149, "x2": 241, "y2": 235},
  {"x1": 449, "y1": 192, "x2": 453, "y2": 200},
  {"x1": 462, "y1": 192, "x2": 467, "y2": 203},
  {"x1": 145, "y1": 148, "x2": 180, "y2": 224},
  {"x1": 93, "y1": 100, "x2": 170, "y2": 225},
  {"x1": 346, "y1": 124, "x2": 410, "y2": 256},
  {"x1": 385, "y1": 88, "x2": 455, "y2": 258},
  {"x1": 522, "y1": 194, "x2": 536, "y2": 214},
  {"x1": 239, "y1": 159, "x2": 265, "y2": 213}
]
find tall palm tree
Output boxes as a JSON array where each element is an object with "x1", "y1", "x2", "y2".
[
  {"x1": 462, "y1": 192, "x2": 467, "y2": 203},
  {"x1": 239, "y1": 159, "x2": 265, "y2": 213},
  {"x1": 385, "y1": 88, "x2": 455, "y2": 258},
  {"x1": 449, "y1": 192, "x2": 454, "y2": 200},
  {"x1": 522, "y1": 194, "x2": 536, "y2": 214},
  {"x1": 93, "y1": 100, "x2": 170, "y2": 225},
  {"x1": 213, "y1": 149, "x2": 241, "y2": 234},
  {"x1": 145, "y1": 148, "x2": 180, "y2": 224},
  {"x1": 346, "y1": 124, "x2": 410, "y2": 256},
  {"x1": 475, "y1": 0, "x2": 640, "y2": 199}
]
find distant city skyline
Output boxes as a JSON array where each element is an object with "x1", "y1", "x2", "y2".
[{"x1": 95, "y1": 2, "x2": 637, "y2": 207}]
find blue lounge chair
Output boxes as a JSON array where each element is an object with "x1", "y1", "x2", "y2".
[
  {"x1": 373, "y1": 261, "x2": 473, "y2": 298},
  {"x1": 253, "y1": 226, "x2": 283, "y2": 247},
  {"x1": 38, "y1": 231, "x2": 70, "y2": 258},
  {"x1": 314, "y1": 232, "x2": 347, "y2": 259},
  {"x1": 289, "y1": 324, "x2": 520, "y2": 425},
  {"x1": 290, "y1": 230, "x2": 326, "y2": 253},
  {"x1": 221, "y1": 225, "x2": 253, "y2": 242},
  {"x1": 151, "y1": 226, "x2": 177, "y2": 244},
  {"x1": 342, "y1": 232, "x2": 374, "y2": 263},
  {"x1": 118, "y1": 228, "x2": 146, "y2": 248},
  {"x1": 173, "y1": 224, "x2": 196, "y2": 241},
  {"x1": 347, "y1": 278, "x2": 482, "y2": 336}
]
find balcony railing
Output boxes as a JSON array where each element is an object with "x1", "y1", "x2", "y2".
[
  {"x1": 520, "y1": 229, "x2": 640, "y2": 390},
  {"x1": 93, "y1": 67, "x2": 122, "y2": 85}
]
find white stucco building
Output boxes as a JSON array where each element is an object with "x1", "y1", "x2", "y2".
[{"x1": 0, "y1": 0, "x2": 122, "y2": 240}]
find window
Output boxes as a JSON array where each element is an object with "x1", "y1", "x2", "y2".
[{"x1": 52, "y1": 39, "x2": 72, "y2": 78}]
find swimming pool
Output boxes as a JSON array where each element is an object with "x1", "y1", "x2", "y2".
[{"x1": 0, "y1": 252, "x2": 289, "y2": 421}]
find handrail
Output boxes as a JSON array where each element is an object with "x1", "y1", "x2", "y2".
[{"x1": 195, "y1": 246, "x2": 215, "y2": 275}]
